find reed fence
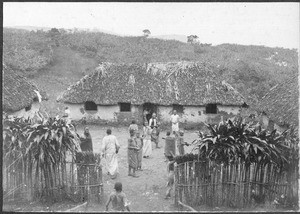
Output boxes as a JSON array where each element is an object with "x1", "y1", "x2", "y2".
[
  {"x1": 3, "y1": 152, "x2": 104, "y2": 204},
  {"x1": 174, "y1": 160, "x2": 298, "y2": 209}
]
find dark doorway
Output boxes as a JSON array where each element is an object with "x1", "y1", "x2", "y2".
[
  {"x1": 143, "y1": 103, "x2": 157, "y2": 124},
  {"x1": 172, "y1": 104, "x2": 184, "y2": 114},
  {"x1": 85, "y1": 101, "x2": 98, "y2": 111}
]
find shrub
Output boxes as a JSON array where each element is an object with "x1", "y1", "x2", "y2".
[{"x1": 175, "y1": 117, "x2": 299, "y2": 170}]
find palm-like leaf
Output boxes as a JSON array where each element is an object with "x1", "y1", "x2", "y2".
[
  {"x1": 175, "y1": 117, "x2": 298, "y2": 170},
  {"x1": 3, "y1": 116, "x2": 82, "y2": 198}
]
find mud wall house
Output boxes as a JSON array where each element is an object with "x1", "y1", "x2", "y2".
[
  {"x1": 57, "y1": 62, "x2": 247, "y2": 127},
  {"x1": 3, "y1": 68, "x2": 47, "y2": 119},
  {"x1": 256, "y1": 74, "x2": 299, "y2": 132}
]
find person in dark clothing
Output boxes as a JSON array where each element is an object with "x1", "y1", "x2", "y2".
[
  {"x1": 164, "y1": 131, "x2": 176, "y2": 161},
  {"x1": 76, "y1": 126, "x2": 95, "y2": 201},
  {"x1": 80, "y1": 127, "x2": 93, "y2": 152}
]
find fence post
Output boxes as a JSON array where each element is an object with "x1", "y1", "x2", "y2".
[
  {"x1": 87, "y1": 165, "x2": 90, "y2": 204},
  {"x1": 99, "y1": 165, "x2": 103, "y2": 202},
  {"x1": 71, "y1": 156, "x2": 74, "y2": 195},
  {"x1": 174, "y1": 163, "x2": 178, "y2": 207}
]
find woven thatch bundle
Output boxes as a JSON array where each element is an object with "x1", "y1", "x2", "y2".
[
  {"x1": 3, "y1": 68, "x2": 46, "y2": 112},
  {"x1": 58, "y1": 62, "x2": 246, "y2": 106},
  {"x1": 257, "y1": 73, "x2": 299, "y2": 127}
]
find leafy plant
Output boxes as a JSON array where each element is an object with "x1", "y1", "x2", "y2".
[
  {"x1": 3, "y1": 116, "x2": 81, "y2": 200},
  {"x1": 176, "y1": 118, "x2": 298, "y2": 170}
]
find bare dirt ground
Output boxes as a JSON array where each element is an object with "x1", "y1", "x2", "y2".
[{"x1": 76, "y1": 126, "x2": 198, "y2": 212}]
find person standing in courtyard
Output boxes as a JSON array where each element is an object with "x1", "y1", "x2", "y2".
[
  {"x1": 135, "y1": 131, "x2": 144, "y2": 171},
  {"x1": 101, "y1": 129, "x2": 120, "y2": 179},
  {"x1": 164, "y1": 131, "x2": 176, "y2": 161},
  {"x1": 106, "y1": 182, "x2": 130, "y2": 212},
  {"x1": 77, "y1": 126, "x2": 95, "y2": 198},
  {"x1": 79, "y1": 127, "x2": 93, "y2": 152},
  {"x1": 128, "y1": 120, "x2": 139, "y2": 136},
  {"x1": 142, "y1": 121, "x2": 152, "y2": 158},
  {"x1": 149, "y1": 113, "x2": 160, "y2": 149},
  {"x1": 78, "y1": 126, "x2": 94, "y2": 164},
  {"x1": 170, "y1": 110, "x2": 180, "y2": 135},
  {"x1": 127, "y1": 130, "x2": 139, "y2": 177}
]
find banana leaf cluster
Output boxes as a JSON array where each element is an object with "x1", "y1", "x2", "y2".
[
  {"x1": 3, "y1": 116, "x2": 81, "y2": 199},
  {"x1": 176, "y1": 117, "x2": 299, "y2": 170}
]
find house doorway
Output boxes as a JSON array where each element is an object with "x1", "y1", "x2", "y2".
[{"x1": 143, "y1": 103, "x2": 157, "y2": 124}]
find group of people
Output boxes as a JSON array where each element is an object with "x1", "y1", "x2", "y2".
[{"x1": 71, "y1": 109, "x2": 187, "y2": 211}]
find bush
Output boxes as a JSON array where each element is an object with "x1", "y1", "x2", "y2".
[{"x1": 175, "y1": 117, "x2": 299, "y2": 170}]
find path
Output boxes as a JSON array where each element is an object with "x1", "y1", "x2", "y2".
[
  {"x1": 33, "y1": 46, "x2": 98, "y2": 116},
  {"x1": 76, "y1": 126, "x2": 198, "y2": 212}
]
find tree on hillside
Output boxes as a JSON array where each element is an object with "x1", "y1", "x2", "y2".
[
  {"x1": 143, "y1": 29, "x2": 151, "y2": 37},
  {"x1": 47, "y1": 28, "x2": 61, "y2": 47},
  {"x1": 48, "y1": 28, "x2": 60, "y2": 36},
  {"x1": 187, "y1": 35, "x2": 199, "y2": 44}
]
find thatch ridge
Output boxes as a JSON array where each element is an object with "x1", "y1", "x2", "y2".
[
  {"x1": 258, "y1": 73, "x2": 299, "y2": 127},
  {"x1": 58, "y1": 62, "x2": 246, "y2": 106},
  {"x1": 3, "y1": 68, "x2": 42, "y2": 112}
]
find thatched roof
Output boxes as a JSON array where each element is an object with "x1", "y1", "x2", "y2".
[
  {"x1": 58, "y1": 62, "x2": 246, "y2": 106},
  {"x1": 257, "y1": 74, "x2": 299, "y2": 127},
  {"x1": 2, "y1": 68, "x2": 45, "y2": 112}
]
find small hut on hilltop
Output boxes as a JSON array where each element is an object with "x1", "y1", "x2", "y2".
[
  {"x1": 57, "y1": 62, "x2": 247, "y2": 126},
  {"x1": 256, "y1": 73, "x2": 299, "y2": 132},
  {"x1": 3, "y1": 67, "x2": 48, "y2": 119}
]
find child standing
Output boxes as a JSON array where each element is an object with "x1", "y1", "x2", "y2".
[
  {"x1": 164, "y1": 131, "x2": 176, "y2": 161},
  {"x1": 135, "y1": 132, "x2": 143, "y2": 171},
  {"x1": 128, "y1": 120, "x2": 138, "y2": 136},
  {"x1": 106, "y1": 182, "x2": 130, "y2": 211},
  {"x1": 151, "y1": 126, "x2": 160, "y2": 149},
  {"x1": 165, "y1": 156, "x2": 175, "y2": 199},
  {"x1": 128, "y1": 130, "x2": 139, "y2": 177}
]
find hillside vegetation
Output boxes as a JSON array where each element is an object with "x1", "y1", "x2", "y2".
[
  {"x1": 3, "y1": 28, "x2": 54, "y2": 77},
  {"x1": 3, "y1": 27, "x2": 299, "y2": 114}
]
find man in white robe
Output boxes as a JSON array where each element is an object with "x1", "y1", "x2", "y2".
[
  {"x1": 170, "y1": 110, "x2": 180, "y2": 134},
  {"x1": 101, "y1": 129, "x2": 120, "y2": 179}
]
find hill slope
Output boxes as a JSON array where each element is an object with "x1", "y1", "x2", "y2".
[
  {"x1": 3, "y1": 28, "x2": 298, "y2": 116},
  {"x1": 32, "y1": 46, "x2": 98, "y2": 116}
]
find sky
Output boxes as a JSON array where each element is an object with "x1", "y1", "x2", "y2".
[{"x1": 3, "y1": 2, "x2": 299, "y2": 49}]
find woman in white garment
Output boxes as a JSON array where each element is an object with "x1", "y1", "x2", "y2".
[
  {"x1": 142, "y1": 121, "x2": 152, "y2": 158},
  {"x1": 101, "y1": 129, "x2": 120, "y2": 179}
]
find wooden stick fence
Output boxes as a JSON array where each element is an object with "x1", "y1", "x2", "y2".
[
  {"x1": 3, "y1": 152, "x2": 103, "y2": 204},
  {"x1": 174, "y1": 160, "x2": 297, "y2": 209}
]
